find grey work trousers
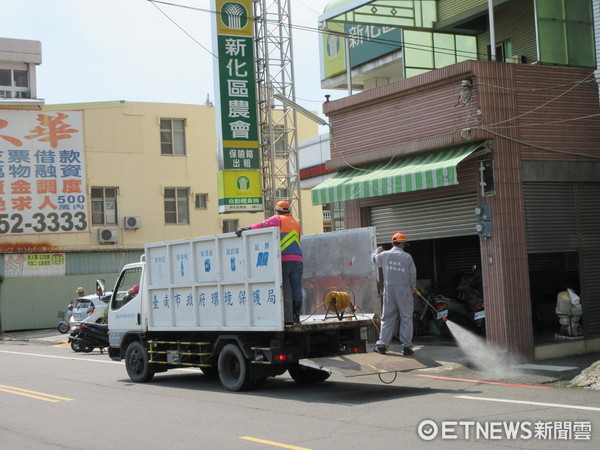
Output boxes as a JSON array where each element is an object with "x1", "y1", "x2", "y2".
[{"x1": 376, "y1": 285, "x2": 414, "y2": 349}]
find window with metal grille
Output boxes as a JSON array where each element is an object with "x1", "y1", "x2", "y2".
[
  {"x1": 164, "y1": 187, "x2": 190, "y2": 224},
  {"x1": 91, "y1": 187, "x2": 118, "y2": 225},
  {"x1": 160, "y1": 118, "x2": 186, "y2": 155},
  {"x1": 222, "y1": 219, "x2": 238, "y2": 233}
]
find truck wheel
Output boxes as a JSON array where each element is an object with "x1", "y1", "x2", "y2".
[
  {"x1": 125, "y1": 341, "x2": 155, "y2": 382},
  {"x1": 288, "y1": 364, "x2": 330, "y2": 384},
  {"x1": 218, "y1": 344, "x2": 250, "y2": 391}
]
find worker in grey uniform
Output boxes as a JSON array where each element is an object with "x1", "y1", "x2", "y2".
[{"x1": 372, "y1": 232, "x2": 417, "y2": 355}]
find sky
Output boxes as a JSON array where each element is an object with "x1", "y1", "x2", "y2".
[{"x1": 2, "y1": 0, "x2": 336, "y2": 119}]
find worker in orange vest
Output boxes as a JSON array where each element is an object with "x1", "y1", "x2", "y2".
[{"x1": 237, "y1": 201, "x2": 303, "y2": 325}]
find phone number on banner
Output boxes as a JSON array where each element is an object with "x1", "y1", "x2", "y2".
[{"x1": 0, "y1": 212, "x2": 88, "y2": 235}]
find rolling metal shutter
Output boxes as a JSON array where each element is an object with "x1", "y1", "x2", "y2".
[
  {"x1": 369, "y1": 192, "x2": 478, "y2": 243},
  {"x1": 524, "y1": 182, "x2": 600, "y2": 337},
  {"x1": 523, "y1": 183, "x2": 578, "y2": 253},
  {"x1": 578, "y1": 184, "x2": 600, "y2": 337}
]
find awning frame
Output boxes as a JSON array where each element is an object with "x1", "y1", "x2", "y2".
[{"x1": 311, "y1": 142, "x2": 490, "y2": 205}]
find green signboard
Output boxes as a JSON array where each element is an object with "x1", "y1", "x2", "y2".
[
  {"x1": 213, "y1": 0, "x2": 260, "y2": 170},
  {"x1": 322, "y1": 22, "x2": 402, "y2": 79},
  {"x1": 217, "y1": 170, "x2": 263, "y2": 213}
]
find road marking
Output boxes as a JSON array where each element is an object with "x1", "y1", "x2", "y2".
[
  {"x1": 415, "y1": 374, "x2": 552, "y2": 389},
  {"x1": 0, "y1": 349, "x2": 120, "y2": 364},
  {"x1": 0, "y1": 384, "x2": 74, "y2": 403},
  {"x1": 456, "y1": 395, "x2": 600, "y2": 412},
  {"x1": 514, "y1": 363, "x2": 577, "y2": 372},
  {"x1": 240, "y1": 436, "x2": 311, "y2": 450}
]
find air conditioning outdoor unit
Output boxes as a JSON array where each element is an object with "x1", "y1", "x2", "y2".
[
  {"x1": 124, "y1": 216, "x2": 141, "y2": 229},
  {"x1": 98, "y1": 228, "x2": 118, "y2": 244},
  {"x1": 506, "y1": 54, "x2": 526, "y2": 64}
]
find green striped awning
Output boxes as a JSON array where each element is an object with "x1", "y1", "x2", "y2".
[{"x1": 311, "y1": 144, "x2": 483, "y2": 205}]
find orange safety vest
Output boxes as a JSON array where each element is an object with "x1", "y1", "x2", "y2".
[{"x1": 279, "y1": 215, "x2": 302, "y2": 258}]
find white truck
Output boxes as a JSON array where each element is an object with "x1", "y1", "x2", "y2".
[{"x1": 108, "y1": 228, "x2": 435, "y2": 391}]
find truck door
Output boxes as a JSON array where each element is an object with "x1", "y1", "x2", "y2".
[{"x1": 109, "y1": 265, "x2": 144, "y2": 333}]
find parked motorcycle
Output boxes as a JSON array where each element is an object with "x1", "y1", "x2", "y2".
[
  {"x1": 57, "y1": 304, "x2": 74, "y2": 334},
  {"x1": 433, "y1": 266, "x2": 486, "y2": 336},
  {"x1": 69, "y1": 322, "x2": 109, "y2": 353}
]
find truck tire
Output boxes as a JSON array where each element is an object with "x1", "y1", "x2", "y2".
[
  {"x1": 125, "y1": 341, "x2": 155, "y2": 382},
  {"x1": 218, "y1": 344, "x2": 251, "y2": 391},
  {"x1": 288, "y1": 364, "x2": 330, "y2": 384}
]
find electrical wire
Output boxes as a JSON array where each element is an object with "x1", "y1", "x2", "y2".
[
  {"x1": 149, "y1": 0, "x2": 600, "y2": 122},
  {"x1": 149, "y1": 1, "x2": 218, "y2": 59},
  {"x1": 476, "y1": 126, "x2": 600, "y2": 160},
  {"x1": 147, "y1": 0, "x2": 479, "y2": 64},
  {"x1": 473, "y1": 79, "x2": 597, "y2": 92},
  {"x1": 477, "y1": 112, "x2": 600, "y2": 130},
  {"x1": 478, "y1": 72, "x2": 596, "y2": 128}
]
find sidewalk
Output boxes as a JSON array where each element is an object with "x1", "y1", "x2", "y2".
[{"x1": 2, "y1": 328, "x2": 598, "y2": 388}]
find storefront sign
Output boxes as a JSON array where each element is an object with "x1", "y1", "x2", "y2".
[
  {"x1": 4, "y1": 253, "x2": 66, "y2": 278},
  {"x1": 300, "y1": 163, "x2": 333, "y2": 180},
  {"x1": 217, "y1": 170, "x2": 263, "y2": 213},
  {"x1": 0, "y1": 110, "x2": 87, "y2": 236},
  {"x1": 322, "y1": 23, "x2": 402, "y2": 79}
]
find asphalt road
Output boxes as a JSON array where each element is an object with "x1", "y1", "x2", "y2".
[{"x1": 1, "y1": 340, "x2": 599, "y2": 449}]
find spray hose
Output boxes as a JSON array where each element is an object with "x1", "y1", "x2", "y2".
[{"x1": 415, "y1": 290, "x2": 439, "y2": 315}]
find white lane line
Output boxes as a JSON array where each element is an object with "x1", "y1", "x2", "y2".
[
  {"x1": 0, "y1": 349, "x2": 120, "y2": 364},
  {"x1": 0, "y1": 349, "x2": 199, "y2": 373},
  {"x1": 456, "y1": 395, "x2": 600, "y2": 412}
]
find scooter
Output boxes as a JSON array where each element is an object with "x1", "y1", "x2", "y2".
[
  {"x1": 57, "y1": 304, "x2": 74, "y2": 334},
  {"x1": 69, "y1": 322, "x2": 109, "y2": 353},
  {"x1": 433, "y1": 294, "x2": 475, "y2": 336}
]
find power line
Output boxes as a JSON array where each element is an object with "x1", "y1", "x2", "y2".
[
  {"x1": 147, "y1": 0, "x2": 479, "y2": 61},
  {"x1": 477, "y1": 127, "x2": 600, "y2": 160},
  {"x1": 478, "y1": 72, "x2": 596, "y2": 128},
  {"x1": 478, "y1": 112, "x2": 600, "y2": 130},
  {"x1": 149, "y1": 1, "x2": 218, "y2": 59},
  {"x1": 148, "y1": 0, "x2": 599, "y2": 113}
]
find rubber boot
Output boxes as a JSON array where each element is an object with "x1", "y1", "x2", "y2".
[{"x1": 293, "y1": 301, "x2": 302, "y2": 325}]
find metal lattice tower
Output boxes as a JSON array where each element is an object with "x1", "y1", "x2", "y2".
[{"x1": 253, "y1": 0, "x2": 302, "y2": 222}]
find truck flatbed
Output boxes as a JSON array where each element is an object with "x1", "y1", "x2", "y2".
[
  {"x1": 299, "y1": 350, "x2": 440, "y2": 377},
  {"x1": 287, "y1": 314, "x2": 376, "y2": 332}
]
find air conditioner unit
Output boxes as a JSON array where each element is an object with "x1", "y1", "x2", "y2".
[
  {"x1": 124, "y1": 216, "x2": 141, "y2": 229},
  {"x1": 98, "y1": 228, "x2": 118, "y2": 244},
  {"x1": 506, "y1": 55, "x2": 526, "y2": 64}
]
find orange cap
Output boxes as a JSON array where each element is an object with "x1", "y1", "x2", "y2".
[{"x1": 392, "y1": 232, "x2": 407, "y2": 243}]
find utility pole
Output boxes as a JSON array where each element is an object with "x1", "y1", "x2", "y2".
[{"x1": 253, "y1": 0, "x2": 302, "y2": 222}]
